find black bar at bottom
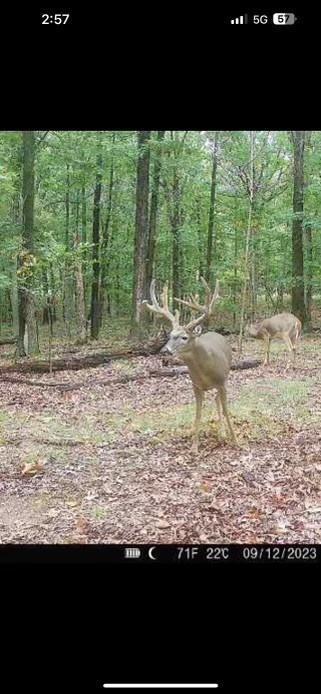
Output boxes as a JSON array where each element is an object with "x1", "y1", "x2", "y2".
[{"x1": 0, "y1": 543, "x2": 320, "y2": 563}]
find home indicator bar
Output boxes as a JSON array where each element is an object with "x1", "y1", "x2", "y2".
[{"x1": 103, "y1": 686, "x2": 219, "y2": 690}]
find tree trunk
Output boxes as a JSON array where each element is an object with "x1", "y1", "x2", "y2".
[
  {"x1": 90, "y1": 134, "x2": 103, "y2": 339},
  {"x1": 63, "y1": 163, "x2": 73, "y2": 333},
  {"x1": 74, "y1": 189, "x2": 86, "y2": 342},
  {"x1": 305, "y1": 221, "x2": 312, "y2": 326},
  {"x1": 99, "y1": 132, "x2": 115, "y2": 327},
  {"x1": 196, "y1": 197, "x2": 204, "y2": 279},
  {"x1": 42, "y1": 268, "x2": 49, "y2": 324},
  {"x1": 172, "y1": 165, "x2": 181, "y2": 303},
  {"x1": 206, "y1": 131, "x2": 219, "y2": 284},
  {"x1": 81, "y1": 183, "x2": 87, "y2": 245},
  {"x1": 291, "y1": 131, "x2": 306, "y2": 325},
  {"x1": 238, "y1": 131, "x2": 255, "y2": 356},
  {"x1": 250, "y1": 224, "x2": 257, "y2": 321},
  {"x1": 106, "y1": 217, "x2": 116, "y2": 316},
  {"x1": 49, "y1": 264, "x2": 57, "y2": 322},
  {"x1": 145, "y1": 130, "x2": 165, "y2": 295},
  {"x1": 162, "y1": 132, "x2": 187, "y2": 307},
  {"x1": 17, "y1": 131, "x2": 39, "y2": 357},
  {"x1": 304, "y1": 132, "x2": 313, "y2": 328},
  {"x1": 131, "y1": 131, "x2": 151, "y2": 336},
  {"x1": 233, "y1": 225, "x2": 238, "y2": 330},
  {"x1": 11, "y1": 270, "x2": 19, "y2": 337},
  {"x1": 81, "y1": 182, "x2": 87, "y2": 311},
  {"x1": 276, "y1": 285, "x2": 284, "y2": 312}
]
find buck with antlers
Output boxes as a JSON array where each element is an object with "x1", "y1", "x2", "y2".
[
  {"x1": 143, "y1": 277, "x2": 237, "y2": 453},
  {"x1": 246, "y1": 313, "x2": 302, "y2": 367}
]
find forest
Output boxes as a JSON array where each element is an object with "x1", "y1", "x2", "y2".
[{"x1": 1, "y1": 130, "x2": 321, "y2": 544}]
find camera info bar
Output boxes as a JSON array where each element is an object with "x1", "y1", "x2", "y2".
[{"x1": 1, "y1": 544, "x2": 319, "y2": 563}]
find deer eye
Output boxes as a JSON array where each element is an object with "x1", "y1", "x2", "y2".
[{"x1": 181, "y1": 336, "x2": 188, "y2": 341}]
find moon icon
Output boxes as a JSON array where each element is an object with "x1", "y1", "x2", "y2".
[{"x1": 148, "y1": 546, "x2": 157, "y2": 560}]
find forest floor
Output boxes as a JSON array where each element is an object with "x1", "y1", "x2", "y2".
[{"x1": 1, "y1": 331, "x2": 321, "y2": 544}]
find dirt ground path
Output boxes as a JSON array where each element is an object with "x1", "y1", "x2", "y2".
[{"x1": 1, "y1": 335, "x2": 321, "y2": 544}]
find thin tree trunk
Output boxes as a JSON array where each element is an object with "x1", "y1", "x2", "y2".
[
  {"x1": 42, "y1": 268, "x2": 49, "y2": 323},
  {"x1": 206, "y1": 131, "x2": 219, "y2": 284},
  {"x1": 81, "y1": 182, "x2": 87, "y2": 311},
  {"x1": 90, "y1": 134, "x2": 103, "y2": 339},
  {"x1": 305, "y1": 221, "x2": 312, "y2": 326},
  {"x1": 74, "y1": 189, "x2": 86, "y2": 342},
  {"x1": 233, "y1": 225, "x2": 238, "y2": 330},
  {"x1": 106, "y1": 217, "x2": 116, "y2": 316},
  {"x1": 18, "y1": 131, "x2": 39, "y2": 357},
  {"x1": 250, "y1": 224, "x2": 257, "y2": 321},
  {"x1": 196, "y1": 197, "x2": 204, "y2": 279},
  {"x1": 11, "y1": 269, "x2": 19, "y2": 338},
  {"x1": 63, "y1": 163, "x2": 73, "y2": 333},
  {"x1": 115, "y1": 258, "x2": 120, "y2": 314},
  {"x1": 11, "y1": 168, "x2": 21, "y2": 336},
  {"x1": 145, "y1": 130, "x2": 165, "y2": 295},
  {"x1": 162, "y1": 132, "x2": 187, "y2": 307},
  {"x1": 81, "y1": 183, "x2": 87, "y2": 244},
  {"x1": 304, "y1": 132, "x2": 313, "y2": 328},
  {"x1": 172, "y1": 165, "x2": 181, "y2": 303},
  {"x1": 277, "y1": 285, "x2": 284, "y2": 311},
  {"x1": 65, "y1": 164, "x2": 70, "y2": 246},
  {"x1": 131, "y1": 131, "x2": 151, "y2": 336},
  {"x1": 11, "y1": 153, "x2": 22, "y2": 340},
  {"x1": 238, "y1": 131, "x2": 255, "y2": 356},
  {"x1": 291, "y1": 131, "x2": 306, "y2": 325},
  {"x1": 49, "y1": 264, "x2": 57, "y2": 322},
  {"x1": 99, "y1": 132, "x2": 115, "y2": 327}
]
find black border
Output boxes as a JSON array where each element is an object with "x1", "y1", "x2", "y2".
[
  {"x1": 1, "y1": 5, "x2": 319, "y2": 128},
  {"x1": 1, "y1": 7, "x2": 320, "y2": 693}
]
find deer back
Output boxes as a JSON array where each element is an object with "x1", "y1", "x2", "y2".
[
  {"x1": 249, "y1": 313, "x2": 301, "y2": 340},
  {"x1": 260, "y1": 313, "x2": 301, "y2": 339}
]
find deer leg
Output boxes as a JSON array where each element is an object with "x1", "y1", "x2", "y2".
[
  {"x1": 291, "y1": 335, "x2": 298, "y2": 364},
  {"x1": 218, "y1": 386, "x2": 237, "y2": 445},
  {"x1": 215, "y1": 391, "x2": 224, "y2": 440},
  {"x1": 282, "y1": 335, "x2": 293, "y2": 369},
  {"x1": 191, "y1": 385, "x2": 204, "y2": 454},
  {"x1": 263, "y1": 336, "x2": 270, "y2": 366}
]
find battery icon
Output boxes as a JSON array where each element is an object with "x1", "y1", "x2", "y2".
[{"x1": 273, "y1": 13, "x2": 297, "y2": 24}]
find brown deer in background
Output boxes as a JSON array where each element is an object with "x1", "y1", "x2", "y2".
[
  {"x1": 143, "y1": 278, "x2": 237, "y2": 453},
  {"x1": 247, "y1": 313, "x2": 302, "y2": 367}
]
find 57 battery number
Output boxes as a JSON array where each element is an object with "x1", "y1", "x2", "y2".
[{"x1": 253, "y1": 13, "x2": 297, "y2": 24}]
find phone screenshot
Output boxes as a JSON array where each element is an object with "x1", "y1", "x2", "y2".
[{"x1": 0, "y1": 6, "x2": 319, "y2": 693}]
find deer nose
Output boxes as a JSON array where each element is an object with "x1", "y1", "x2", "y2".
[{"x1": 161, "y1": 345, "x2": 172, "y2": 354}]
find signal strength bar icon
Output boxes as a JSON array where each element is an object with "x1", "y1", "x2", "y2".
[{"x1": 230, "y1": 14, "x2": 248, "y2": 24}]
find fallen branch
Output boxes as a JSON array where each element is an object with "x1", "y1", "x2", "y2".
[
  {"x1": 231, "y1": 358, "x2": 261, "y2": 370},
  {"x1": 5, "y1": 436, "x2": 87, "y2": 447},
  {"x1": 150, "y1": 359, "x2": 262, "y2": 376},
  {"x1": 0, "y1": 337, "x2": 17, "y2": 346},
  {"x1": 0, "y1": 353, "x2": 113, "y2": 373},
  {"x1": 1, "y1": 376, "x2": 76, "y2": 390},
  {"x1": 0, "y1": 359, "x2": 261, "y2": 391},
  {"x1": 0, "y1": 369, "x2": 185, "y2": 390},
  {"x1": 0, "y1": 335, "x2": 167, "y2": 373}
]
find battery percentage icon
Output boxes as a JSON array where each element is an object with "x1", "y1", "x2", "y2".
[{"x1": 273, "y1": 13, "x2": 297, "y2": 25}]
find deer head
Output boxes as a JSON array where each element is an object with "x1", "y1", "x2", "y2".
[
  {"x1": 246, "y1": 321, "x2": 261, "y2": 338},
  {"x1": 142, "y1": 277, "x2": 220, "y2": 356}
]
